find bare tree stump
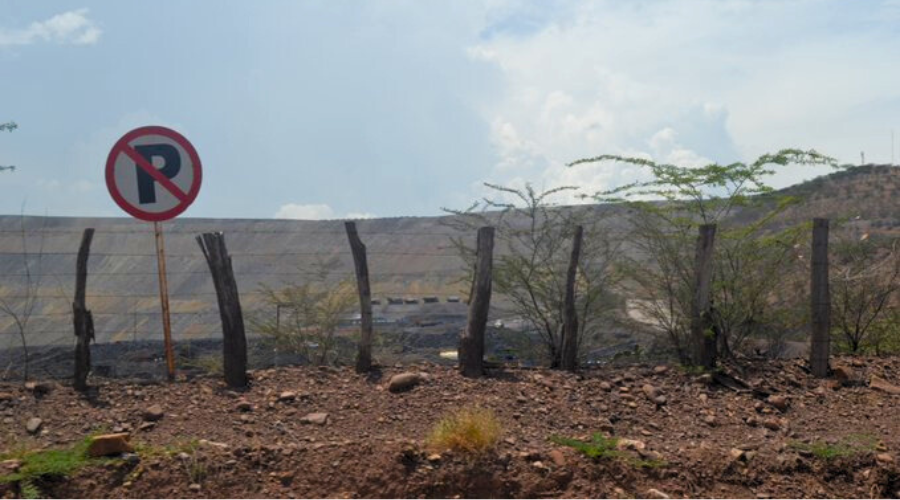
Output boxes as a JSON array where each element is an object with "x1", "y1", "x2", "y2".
[
  {"x1": 345, "y1": 221, "x2": 374, "y2": 373},
  {"x1": 459, "y1": 226, "x2": 494, "y2": 378},
  {"x1": 73, "y1": 228, "x2": 94, "y2": 392},
  {"x1": 197, "y1": 232, "x2": 248, "y2": 388},
  {"x1": 810, "y1": 218, "x2": 831, "y2": 378},
  {"x1": 559, "y1": 225, "x2": 583, "y2": 371},
  {"x1": 691, "y1": 223, "x2": 717, "y2": 368}
]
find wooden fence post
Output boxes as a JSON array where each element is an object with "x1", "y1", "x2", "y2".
[
  {"x1": 459, "y1": 226, "x2": 494, "y2": 378},
  {"x1": 691, "y1": 223, "x2": 717, "y2": 368},
  {"x1": 345, "y1": 221, "x2": 374, "y2": 373},
  {"x1": 197, "y1": 232, "x2": 248, "y2": 388},
  {"x1": 73, "y1": 228, "x2": 95, "y2": 392},
  {"x1": 810, "y1": 218, "x2": 831, "y2": 378},
  {"x1": 559, "y1": 225, "x2": 583, "y2": 371}
]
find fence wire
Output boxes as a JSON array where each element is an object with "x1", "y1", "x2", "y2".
[{"x1": 0, "y1": 224, "x2": 484, "y2": 381}]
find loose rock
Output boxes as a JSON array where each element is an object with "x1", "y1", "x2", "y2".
[
  {"x1": 548, "y1": 449, "x2": 566, "y2": 468},
  {"x1": 388, "y1": 372, "x2": 422, "y2": 393},
  {"x1": 832, "y1": 365, "x2": 854, "y2": 382},
  {"x1": 762, "y1": 418, "x2": 783, "y2": 431},
  {"x1": 87, "y1": 433, "x2": 134, "y2": 457},
  {"x1": 142, "y1": 404, "x2": 165, "y2": 422},
  {"x1": 300, "y1": 412, "x2": 329, "y2": 425},
  {"x1": 24, "y1": 381, "x2": 54, "y2": 395},
  {"x1": 616, "y1": 439, "x2": 646, "y2": 451},
  {"x1": 767, "y1": 395, "x2": 789, "y2": 412},
  {"x1": 26, "y1": 417, "x2": 42, "y2": 434},
  {"x1": 642, "y1": 384, "x2": 660, "y2": 400},
  {"x1": 646, "y1": 488, "x2": 670, "y2": 499},
  {"x1": 0, "y1": 459, "x2": 21, "y2": 473},
  {"x1": 870, "y1": 376, "x2": 900, "y2": 395}
]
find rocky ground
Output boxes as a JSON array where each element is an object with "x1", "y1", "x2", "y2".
[{"x1": 2, "y1": 356, "x2": 900, "y2": 498}]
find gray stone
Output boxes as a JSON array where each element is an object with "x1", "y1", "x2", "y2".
[{"x1": 26, "y1": 417, "x2": 42, "y2": 434}]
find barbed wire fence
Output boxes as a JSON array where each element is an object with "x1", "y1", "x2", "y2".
[{"x1": 0, "y1": 224, "x2": 505, "y2": 382}]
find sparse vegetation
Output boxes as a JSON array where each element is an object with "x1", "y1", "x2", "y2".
[
  {"x1": 550, "y1": 433, "x2": 620, "y2": 460},
  {"x1": 569, "y1": 149, "x2": 840, "y2": 366},
  {"x1": 831, "y1": 233, "x2": 900, "y2": 353},
  {"x1": 444, "y1": 183, "x2": 622, "y2": 369},
  {"x1": 180, "y1": 354, "x2": 224, "y2": 376},
  {"x1": 253, "y1": 258, "x2": 357, "y2": 366},
  {"x1": 427, "y1": 406, "x2": 501, "y2": 454},
  {"x1": 789, "y1": 434, "x2": 878, "y2": 460},
  {"x1": 0, "y1": 437, "x2": 113, "y2": 498}
]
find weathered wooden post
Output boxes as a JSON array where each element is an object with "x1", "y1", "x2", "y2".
[
  {"x1": 810, "y1": 218, "x2": 831, "y2": 378},
  {"x1": 691, "y1": 223, "x2": 717, "y2": 368},
  {"x1": 73, "y1": 228, "x2": 95, "y2": 392},
  {"x1": 459, "y1": 226, "x2": 494, "y2": 378},
  {"x1": 560, "y1": 225, "x2": 583, "y2": 371},
  {"x1": 197, "y1": 232, "x2": 248, "y2": 388},
  {"x1": 345, "y1": 221, "x2": 374, "y2": 373}
]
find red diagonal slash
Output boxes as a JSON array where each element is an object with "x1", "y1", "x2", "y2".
[{"x1": 119, "y1": 145, "x2": 189, "y2": 202}]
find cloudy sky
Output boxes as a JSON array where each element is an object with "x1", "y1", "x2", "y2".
[{"x1": 1, "y1": 1, "x2": 899, "y2": 220}]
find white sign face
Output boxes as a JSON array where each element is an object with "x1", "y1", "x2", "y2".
[{"x1": 105, "y1": 126, "x2": 202, "y2": 222}]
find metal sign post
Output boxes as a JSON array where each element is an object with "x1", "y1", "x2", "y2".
[
  {"x1": 106, "y1": 126, "x2": 203, "y2": 382},
  {"x1": 154, "y1": 221, "x2": 175, "y2": 381}
]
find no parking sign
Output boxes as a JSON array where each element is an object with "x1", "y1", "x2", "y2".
[
  {"x1": 105, "y1": 126, "x2": 202, "y2": 221},
  {"x1": 104, "y1": 125, "x2": 203, "y2": 381}
]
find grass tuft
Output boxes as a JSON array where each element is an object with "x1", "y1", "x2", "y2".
[
  {"x1": 0, "y1": 438, "x2": 94, "y2": 484},
  {"x1": 789, "y1": 434, "x2": 878, "y2": 460},
  {"x1": 550, "y1": 433, "x2": 620, "y2": 460},
  {"x1": 0, "y1": 437, "x2": 117, "y2": 497},
  {"x1": 427, "y1": 406, "x2": 501, "y2": 455}
]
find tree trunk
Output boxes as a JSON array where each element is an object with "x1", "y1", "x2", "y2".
[
  {"x1": 559, "y1": 225, "x2": 583, "y2": 371},
  {"x1": 197, "y1": 232, "x2": 248, "y2": 388},
  {"x1": 459, "y1": 227, "x2": 494, "y2": 378},
  {"x1": 345, "y1": 221, "x2": 374, "y2": 373},
  {"x1": 810, "y1": 218, "x2": 831, "y2": 378},
  {"x1": 691, "y1": 223, "x2": 717, "y2": 369},
  {"x1": 73, "y1": 228, "x2": 95, "y2": 392}
]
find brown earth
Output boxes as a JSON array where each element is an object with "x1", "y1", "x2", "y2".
[{"x1": 2, "y1": 356, "x2": 900, "y2": 498}]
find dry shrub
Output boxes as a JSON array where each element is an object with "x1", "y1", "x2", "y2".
[{"x1": 427, "y1": 406, "x2": 501, "y2": 454}]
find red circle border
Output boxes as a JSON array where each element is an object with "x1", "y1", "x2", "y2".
[{"x1": 105, "y1": 125, "x2": 202, "y2": 222}]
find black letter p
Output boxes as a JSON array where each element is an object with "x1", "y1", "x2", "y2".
[{"x1": 135, "y1": 144, "x2": 181, "y2": 204}]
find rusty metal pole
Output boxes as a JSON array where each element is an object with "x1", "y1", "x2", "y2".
[{"x1": 154, "y1": 221, "x2": 176, "y2": 381}]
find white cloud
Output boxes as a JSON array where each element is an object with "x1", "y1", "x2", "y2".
[
  {"x1": 0, "y1": 9, "x2": 101, "y2": 47},
  {"x1": 465, "y1": 0, "x2": 900, "y2": 204},
  {"x1": 274, "y1": 203, "x2": 375, "y2": 220}
]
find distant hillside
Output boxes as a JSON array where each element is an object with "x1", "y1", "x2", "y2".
[{"x1": 776, "y1": 164, "x2": 900, "y2": 234}]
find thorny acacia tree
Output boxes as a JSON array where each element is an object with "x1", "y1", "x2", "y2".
[
  {"x1": 569, "y1": 149, "x2": 839, "y2": 365},
  {"x1": 252, "y1": 260, "x2": 357, "y2": 366},
  {"x1": 830, "y1": 233, "x2": 900, "y2": 353},
  {"x1": 444, "y1": 183, "x2": 621, "y2": 368}
]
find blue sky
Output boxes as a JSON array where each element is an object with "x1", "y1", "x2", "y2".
[{"x1": 1, "y1": 0, "x2": 900, "y2": 220}]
